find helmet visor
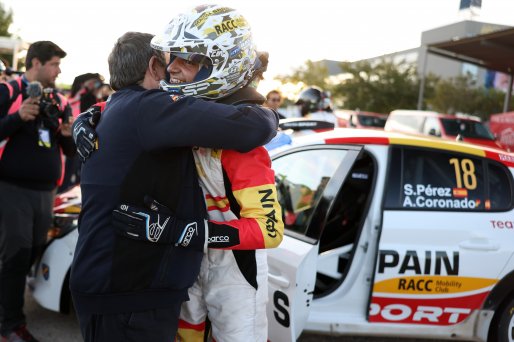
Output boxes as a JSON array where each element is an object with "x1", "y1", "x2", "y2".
[{"x1": 169, "y1": 52, "x2": 212, "y2": 66}]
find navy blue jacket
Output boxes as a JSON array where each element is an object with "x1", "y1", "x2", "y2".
[{"x1": 70, "y1": 85, "x2": 278, "y2": 314}]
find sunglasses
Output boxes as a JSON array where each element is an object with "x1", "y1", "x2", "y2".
[{"x1": 269, "y1": 97, "x2": 281, "y2": 102}]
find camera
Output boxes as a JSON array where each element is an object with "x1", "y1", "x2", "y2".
[
  {"x1": 26, "y1": 81, "x2": 70, "y2": 125},
  {"x1": 40, "y1": 88, "x2": 65, "y2": 120}
]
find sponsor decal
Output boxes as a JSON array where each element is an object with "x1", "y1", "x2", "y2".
[
  {"x1": 179, "y1": 222, "x2": 198, "y2": 247},
  {"x1": 229, "y1": 47, "x2": 241, "y2": 57},
  {"x1": 208, "y1": 235, "x2": 229, "y2": 243},
  {"x1": 259, "y1": 189, "x2": 278, "y2": 238},
  {"x1": 378, "y1": 250, "x2": 459, "y2": 275},
  {"x1": 210, "y1": 49, "x2": 224, "y2": 58},
  {"x1": 402, "y1": 183, "x2": 478, "y2": 209},
  {"x1": 136, "y1": 212, "x2": 170, "y2": 243},
  {"x1": 374, "y1": 275, "x2": 497, "y2": 295},
  {"x1": 490, "y1": 220, "x2": 514, "y2": 229},
  {"x1": 369, "y1": 292, "x2": 489, "y2": 325},
  {"x1": 192, "y1": 7, "x2": 232, "y2": 28},
  {"x1": 499, "y1": 153, "x2": 514, "y2": 163},
  {"x1": 214, "y1": 17, "x2": 247, "y2": 35}
]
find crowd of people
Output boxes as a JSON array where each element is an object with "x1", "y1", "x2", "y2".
[{"x1": 0, "y1": 4, "x2": 289, "y2": 342}]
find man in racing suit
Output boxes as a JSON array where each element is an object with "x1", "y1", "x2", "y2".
[
  {"x1": 74, "y1": 5, "x2": 284, "y2": 341},
  {"x1": 149, "y1": 8, "x2": 285, "y2": 341}
]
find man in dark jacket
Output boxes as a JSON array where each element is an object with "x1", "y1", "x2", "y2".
[
  {"x1": 70, "y1": 31, "x2": 278, "y2": 342},
  {"x1": 0, "y1": 40, "x2": 74, "y2": 342}
]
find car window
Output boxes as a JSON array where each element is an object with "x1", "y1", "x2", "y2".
[
  {"x1": 358, "y1": 115, "x2": 387, "y2": 128},
  {"x1": 384, "y1": 146, "x2": 513, "y2": 211},
  {"x1": 272, "y1": 149, "x2": 348, "y2": 235},
  {"x1": 440, "y1": 119, "x2": 495, "y2": 140},
  {"x1": 488, "y1": 162, "x2": 514, "y2": 209}
]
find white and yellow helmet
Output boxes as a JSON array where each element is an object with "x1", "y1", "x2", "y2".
[{"x1": 151, "y1": 4, "x2": 259, "y2": 99}]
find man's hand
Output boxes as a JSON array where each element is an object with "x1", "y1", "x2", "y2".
[
  {"x1": 72, "y1": 106, "x2": 102, "y2": 162},
  {"x1": 18, "y1": 97, "x2": 39, "y2": 121},
  {"x1": 112, "y1": 196, "x2": 208, "y2": 252}
]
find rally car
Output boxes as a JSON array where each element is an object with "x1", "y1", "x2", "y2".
[{"x1": 32, "y1": 126, "x2": 514, "y2": 342}]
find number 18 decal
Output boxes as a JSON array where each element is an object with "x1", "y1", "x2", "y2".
[{"x1": 449, "y1": 158, "x2": 477, "y2": 190}]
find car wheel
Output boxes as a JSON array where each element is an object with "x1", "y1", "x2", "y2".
[{"x1": 491, "y1": 295, "x2": 514, "y2": 342}]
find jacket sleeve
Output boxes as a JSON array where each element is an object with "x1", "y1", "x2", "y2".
[
  {"x1": 137, "y1": 92, "x2": 279, "y2": 153},
  {"x1": 0, "y1": 85, "x2": 24, "y2": 141},
  {"x1": 58, "y1": 135, "x2": 77, "y2": 157},
  {"x1": 208, "y1": 147, "x2": 284, "y2": 250}
]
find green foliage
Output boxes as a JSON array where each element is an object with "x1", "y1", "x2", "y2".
[
  {"x1": 330, "y1": 59, "x2": 428, "y2": 113},
  {"x1": 276, "y1": 59, "x2": 329, "y2": 89},
  {"x1": 0, "y1": 1, "x2": 12, "y2": 37},
  {"x1": 278, "y1": 58, "x2": 509, "y2": 118},
  {"x1": 426, "y1": 74, "x2": 508, "y2": 119}
]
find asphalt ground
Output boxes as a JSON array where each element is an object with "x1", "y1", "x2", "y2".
[{"x1": 21, "y1": 289, "x2": 454, "y2": 342}]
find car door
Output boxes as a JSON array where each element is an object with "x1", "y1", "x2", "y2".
[
  {"x1": 371, "y1": 145, "x2": 514, "y2": 327},
  {"x1": 267, "y1": 145, "x2": 362, "y2": 342}
]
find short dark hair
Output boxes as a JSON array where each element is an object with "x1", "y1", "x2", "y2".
[
  {"x1": 25, "y1": 41, "x2": 66, "y2": 69},
  {"x1": 108, "y1": 32, "x2": 165, "y2": 91}
]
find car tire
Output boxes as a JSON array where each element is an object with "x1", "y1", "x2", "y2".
[{"x1": 491, "y1": 295, "x2": 514, "y2": 342}]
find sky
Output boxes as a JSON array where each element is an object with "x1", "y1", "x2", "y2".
[{"x1": 3, "y1": 0, "x2": 514, "y2": 94}]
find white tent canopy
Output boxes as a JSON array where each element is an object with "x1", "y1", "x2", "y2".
[{"x1": 0, "y1": 36, "x2": 30, "y2": 70}]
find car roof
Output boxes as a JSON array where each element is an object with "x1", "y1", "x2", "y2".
[
  {"x1": 389, "y1": 109, "x2": 481, "y2": 122},
  {"x1": 276, "y1": 127, "x2": 514, "y2": 168},
  {"x1": 335, "y1": 109, "x2": 387, "y2": 118}
]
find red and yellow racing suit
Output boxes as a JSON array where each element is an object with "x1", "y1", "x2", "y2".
[{"x1": 176, "y1": 146, "x2": 284, "y2": 342}]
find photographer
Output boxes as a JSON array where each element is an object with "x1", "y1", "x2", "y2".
[
  {"x1": 69, "y1": 73, "x2": 106, "y2": 117},
  {"x1": 0, "y1": 40, "x2": 75, "y2": 342}
]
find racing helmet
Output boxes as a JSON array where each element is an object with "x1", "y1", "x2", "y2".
[
  {"x1": 296, "y1": 86, "x2": 333, "y2": 116},
  {"x1": 151, "y1": 4, "x2": 259, "y2": 99}
]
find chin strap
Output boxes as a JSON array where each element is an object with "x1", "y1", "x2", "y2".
[{"x1": 159, "y1": 80, "x2": 183, "y2": 95}]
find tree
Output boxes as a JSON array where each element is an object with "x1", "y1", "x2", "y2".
[
  {"x1": 276, "y1": 59, "x2": 329, "y2": 89},
  {"x1": 331, "y1": 60, "x2": 432, "y2": 113},
  {"x1": 0, "y1": 1, "x2": 12, "y2": 37},
  {"x1": 426, "y1": 74, "x2": 507, "y2": 119},
  {"x1": 277, "y1": 58, "x2": 507, "y2": 118}
]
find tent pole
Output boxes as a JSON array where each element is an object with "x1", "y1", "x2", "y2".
[
  {"x1": 417, "y1": 46, "x2": 428, "y2": 110},
  {"x1": 503, "y1": 74, "x2": 513, "y2": 113}
]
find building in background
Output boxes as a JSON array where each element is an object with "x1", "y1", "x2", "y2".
[{"x1": 322, "y1": 20, "x2": 510, "y2": 91}]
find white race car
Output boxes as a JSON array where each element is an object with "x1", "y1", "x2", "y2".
[{"x1": 32, "y1": 123, "x2": 514, "y2": 342}]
